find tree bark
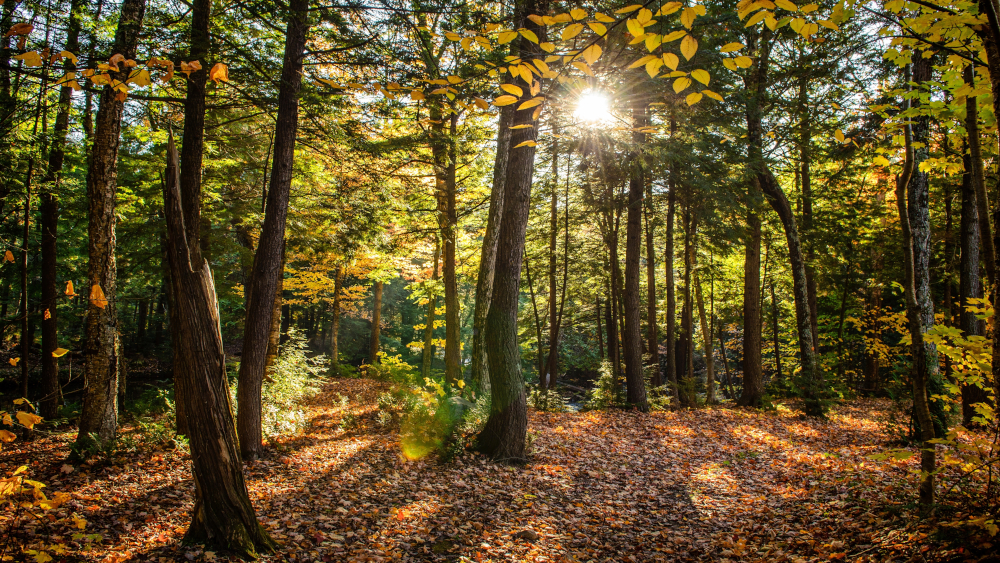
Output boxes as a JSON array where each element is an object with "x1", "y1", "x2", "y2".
[
  {"x1": 644, "y1": 177, "x2": 660, "y2": 387},
  {"x1": 963, "y1": 66, "x2": 994, "y2": 291},
  {"x1": 545, "y1": 123, "x2": 559, "y2": 390},
  {"x1": 695, "y1": 269, "x2": 715, "y2": 404},
  {"x1": 431, "y1": 107, "x2": 461, "y2": 384},
  {"x1": 422, "y1": 239, "x2": 439, "y2": 378},
  {"x1": 770, "y1": 281, "x2": 782, "y2": 382},
  {"x1": 622, "y1": 105, "x2": 649, "y2": 411},
  {"x1": 980, "y1": 0, "x2": 1000, "y2": 402},
  {"x1": 470, "y1": 105, "x2": 512, "y2": 396},
  {"x1": 236, "y1": 0, "x2": 309, "y2": 460},
  {"x1": 77, "y1": 0, "x2": 146, "y2": 446},
  {"x1": 476, "y1": 0, "x2": 539, "y2": 461},
  {"x1": 798, "y1": 75, "x2": 821, "y2": 355},
  {"x1": 163, "y1": 136, "x2": 276, "y2": 558},
  {"x1": 369, "y1": 280, "x2": 383, "y2": 364},
  {"x1": 665, "y1": 146, "x2": 678, "y2": 399},
  {"x1": 40, "y1": 0, "x2": 83, "y2": 418},
  {"x1": 960, "y1": 143, "x2": 988, "y2": 426},
  {"x1": 327, "y1": 264, "x2": 344, "y2": 375}
]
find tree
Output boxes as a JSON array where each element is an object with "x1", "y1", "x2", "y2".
[
  {"x1": 236, "y1": 0, "x2": 311, "y2": 460},
  {"x1": 77, "y1": 0, "x2": 147, "y2": 447}
]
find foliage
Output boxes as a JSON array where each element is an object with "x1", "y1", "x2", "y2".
[
  {"x1": 526, "y1": 385, "x2": 570, "y2": 412},
  {"x1": 254, "y1": 329, "x2": 326, "y2": 439},
  {"x1": 585, "y1": 360, "x2": 623, "y2": 410}
]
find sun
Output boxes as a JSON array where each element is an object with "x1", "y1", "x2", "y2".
[{"x1": 574, "y1": 89, "x2": 613, "y2": 125}]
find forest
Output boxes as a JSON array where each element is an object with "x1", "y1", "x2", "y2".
[{"x1": 0, "y1": 0, "x2": 999, "y2": 560}]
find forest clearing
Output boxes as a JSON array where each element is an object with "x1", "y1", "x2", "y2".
[
  {"x1": 2, "y1": 0, "x2": 1000, "y2": 560},
  {"x1": 2, "y1": 379, "x2": 986, "y2": 562}
]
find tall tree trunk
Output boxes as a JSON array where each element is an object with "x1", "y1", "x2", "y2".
[
  {"x1": 644, "y1": 177, "x2": 660, "y2": 387},
  {"x1": 163, "y1": 136, "x2": 276, "y2": 558},
  {"x1": 327, "y1": 264, "x2": 344, "y2": 375},
  {"x1": 265, "y1": 255, "x2": 284, "y2": 369},
  {"x1": 770, "y1": 281, "x2": 782, "y2": 381},
  {"x1": 545, "y1": 124, "x2": 559, "y2": 390},
  {"x1": 476, "y1": 0, "x2": 539, "y2": 461},
  {"x1": 681, "y1": 201, "x2": 695, "y2": 406},
  {"x1": 432, "y1": 108, "x2": 461, "y2": 384},
  {"x1": 960, "y1": 143, "x2": 988, "y2": 426},
  {"x1": 718, "y1": 321, "x2": 735, "y2": 400},
  {"x1": 470, "y1": 105, "x2": 512, "y2": 396},
  {"x1": 236, "y1": 0, "x2": 309, "y2": 460},
  {"x1": 696, "y1": 269, "x2": 715, "y2": 404},
  {"x1": 40, "y1": 0, "x2": 83, "y2": 418},
  {"x1": 910, "y1": 56, "x2": 947, "y2": 439},
  {"x1": 665, "y1": 152, "x2": 678, "y2": 399},
  {"x1": 622, "y1": 105, "x2": 649, "y2": 411},
  {"x1": 980, "y1": 0, "x2": 1000, "y2": 402},
  {"x1": 964, "y1": 65, "x2": 995, "y2": 291},
  {"x1": 798, "y1": 75, "x2": 820, "y2": 354},
  {"x1": 369, "y1": 281, "x2": 383, "y2": 364},
  {"x1": 596, "y1": 296, "x2": 604, "y2": 359},
  {"x1": 895, "y1": 82, "x2": 936, "y2": 508},
  {"x1": 77, "y1": 0, "x2": 146, "y2": 446},
  {"x1": 423, "y1": 239, "x2": 440, "y2": 378}
]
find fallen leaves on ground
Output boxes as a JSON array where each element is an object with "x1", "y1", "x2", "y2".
[{"x1": 0, "y1": 379, "x2": 990, "y2": 561}]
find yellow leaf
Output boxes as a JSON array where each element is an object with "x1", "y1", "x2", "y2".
[
  {"x1": 723, "y1": 58, "x2": 738, "y2": 71},
  {"x1": 645, "y1": 33, "x2": 662, "y2": 51},
  {"x1": 3, "y1": 250, "x2": 13, "y2": 262},
  {"x1": 834, "y1": 128, "x2": 845, "y2": 142},
  {"x1": 551, "y1": 13, "x2": 572, "y2": 23},
  {"x1": 72, "y1": 514, "x2": 87, "y2": 529},
  {"x1": 519, "y1": 28, "x2": 539, "y2": 43},
  {"x1": 533, "y1": 59, "x2": 550, "y2": 73},
  {"x1": 526, "y1": 15, "x2": 545, "y2": 26},
  {"x1": 562, "y1": 23, "x2": 584, "y2": 40},
  {"x1": 588, "y1": 22, "x2": 607, "y2": 35},
  {"x1": 629, "y1": 55, "x2": 657, "y2": 69},
  {"x1": 571, "y1": 61, "x2": 595, "y2": 76},
  {"x1": 540, "y1": 42, "x2": 556, "y2": 52},
  {"x1": 518, "y1": 97, "x2": 544, "y2": 110},
  {"x1": 5, "y1": 22, "x2": 33, "y2": 37},
  {"x1": 615, "y1": 4, "x2": 643, "y2": 14},
  {"x1": 127, "y1": 69, "x2": 151, "y2": 86},
  {"x1": 818, "y1": 19, "x2": 839, "y2": 30},
  {"x1": 8, "y1": 358, "x2": 19, "y2": 366},
  {"x1": 686, "y1": 92, "x2": 703, "y2": 105},
  {"x1": 447, "y1": 75, "x2": 462, "y2": 84},
  {"x1": 660, "y1": 2, "x2": 683, "y2": 15},
  {"x1": 509, "y1": 124, "x2": 533, "y2": 129},
  {"x1": 734, "y1": 56, "x2": 753, "y2": 68},
  {"x1": 501, "y1": 84, "x2": 523, "y2": 96},
  {"x1": 775, "y1": 0, "x2": 798, "y2": 10},
  {"x1": 720, "y1": 42, "x2": 744, "y2": 52},
  {"x1": 673, "y1": 76, "x2": 692, "y2": 93},
  {"x1": 43, "y1": 309, "x2": 50, "y2": 320},
  {"x1": 663, "y1": 52, "x2": 679, "y2": 70},
  {"x1": 691, "y1": 69, "x2": 710, "y2": 85},
  {"x1": 59, "y1": 50, "x2": 78, "y2": 65},
  {"x1": 513, "y1": 140, "x2": 537, "y2": 148},
  {"x1": 52, "y1": 348, "x2": 69, "y2": 358},
  {"x1": 637, "y1": 8, "x2": 653, "y2": 24},
  {"x1": 570, "y1": 8, "x2": 587, "y2": 20},
  {"x1": 33, "y1": 551, "x2": 52, "y2": 563},
  {"x1": 745, "y1": 10, "x2": 770, "y2": 27},
  {"x1": 494, "y1": 95, "x2": 518, "y2": 106},
  {"x1": 702, "y1": 89, "x2": 723, "y2": 101},
  {"x1": 209, "y1": 63, "x2": 228, "y2": 83},
  {"x1": 680, "y1": 35, "x2": 698, "y2": 60},
  {"x1": 90, "y1": 284, "x2": 108, "y2": 309},
  {"x1": 789, "y1": 17, "x2": 806, "y2": 33},
  {"x1": 498, "y1": 30, "x2": 518, "y2": 44},
  {"x1": 444, "y1": 32, "x2": 461, "y2": 41},
  {"x1": 873, "y1": 155, "x2": 891, "y2": 167},
  {"x1": 0, "y1": 430, "x2": 14, "y2": 442},
  {"x1": 581, "y1": 44, "x2": 602, "y2": 65},
  {"x1": 626, "y1": 19, "x2": 645, "y2": 38},
  {"x1": 663, "y1": 30, "x2": 686, "y2": 42},
  {"x1": 646, "y1": 58, "x2": 664, "y2": 77},
  {"x1": 801, "y1": 3, "x2": 819, "y2": 12},
  {"x1": 14, "y1": 51, "x2": 42, "y2": 67},
  {"x1": 16, "y1": 411, "x2": 42, "y2": 430},
  {"x1": 681, "y1": 7, "x2": 696, "y2": 28},
  {"x1": 595, "y1": 12, "x2": 616, "y2": 23}
]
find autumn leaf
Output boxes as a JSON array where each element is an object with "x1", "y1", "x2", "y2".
[
  {"x1": 513, "y1": 140, "x2": 537, "y2": 148},
  {"x1": 52, "y1": 348, "x2": 70, "y2": 358},
  {"x1": 680, "y1": 35, "x2": 698, "y2": 60},
  {"x1": 65, "y1": 280, "x2": 77, "y2": 296},
  {"x1": 4, "y1": 22, "x2": 33, "y2": 37},
  {"x1": 3, "y1": 250, "x2": 13, "y2": 263},
  {"x1": 209, "y1": 62, "x2": 229, "y2": 83},
  {"x1": 90, "y1": 284, "x2": 109, "y2": 309},
  {"x1": 16, "y1": 411, "x2": 42, "y2": 429}
]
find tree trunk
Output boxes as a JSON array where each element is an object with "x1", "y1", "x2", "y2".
[
  {"x1": 596, "y1": 296, "x2": 604, "y2": 359},
  {"x1": 77, "y1": 0, "x2": 146, "y2": 446},
  {"x1": 960, "y1": 143, "x2": 988, "y2": 426},
  {"x1": 369, "y1": 281, "x2": 383, "y2": 364},
  {"x1": 964, "y1": 65, "x2": 995, "y2": 291},
  {"x1": 622, "y1": 105, "x2": 649, "y2": 411},
  {"x1": 910, "y1": 57, "x2": 947, "y2": 439},
  {"x1": 770, "y1": 281, "x2": 782, "y2": 382},
  {"x1": 431, "y1": 108, "x2": 461, "y2": 384},
  {"x1": 476, "y1": 0, "x2": 539, "y2": 461},
  {"x1": 470, "y1": 105, "x2": 512, "y2": 396},
  {"x1": 980, "y1": 0, "x2": 1000, "y2": 403},
  {"x1": 423, "y1": 239, "x2": 440, "y2": 378},
  {"x1": 163, "y1": 136, "x2": 276, "y2": 558},
  {"x1": 695, "y1": 269, "x2": 715, "y2": 404},
  {"x1": 328, "y1": 264, "x2": 344, "y2": 375},
  {"x1": 40, "y1": 0, "x2": 83, "y2": 418},
  {"x1": 665, "y1": 152, "x2": 678, "y2": 399},
  {"x1": 644, "y1": 177, "x2": 660, "y2": 387},
  {"x1": 895, "y1": 88, "x2": 936, "y2": 508},
  {"x1": 718, "y1": 323, "x2": 736, "y2": 400},
  {"x1": 265, "y1": 260, "x2": 284, "y2": 369},
  {"x1": 681, "y1": 202, "x2": 696, "y2": 407},
  {"x1": 738, "y1": 26, "x2": 769, "y2": 409},
  {"x1": 798, "y1": 76, "x2": 821, "y2": 355},
  {"x1": 545, "y1": 124, "x2": 559, "y2": 390},
  {"x1": 236, "y1": 0, "x2": 309, "y2": 460}
]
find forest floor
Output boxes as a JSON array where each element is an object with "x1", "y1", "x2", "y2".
[{"x1": 1, "y1": 378, "x2": 994, "y2": 562}]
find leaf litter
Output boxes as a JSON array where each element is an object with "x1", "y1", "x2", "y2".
[{"x1": 0, "y1": 378, "x2": 989, "y2": 561}]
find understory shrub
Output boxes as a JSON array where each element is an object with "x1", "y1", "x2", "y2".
[{"x1": 527, "y1": 385, "x2": 570, "y2": 412}]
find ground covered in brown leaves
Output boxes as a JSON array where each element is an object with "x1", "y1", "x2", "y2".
[{"x1": 1, "y1": 378, "x2": 992, "y2": 562}]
